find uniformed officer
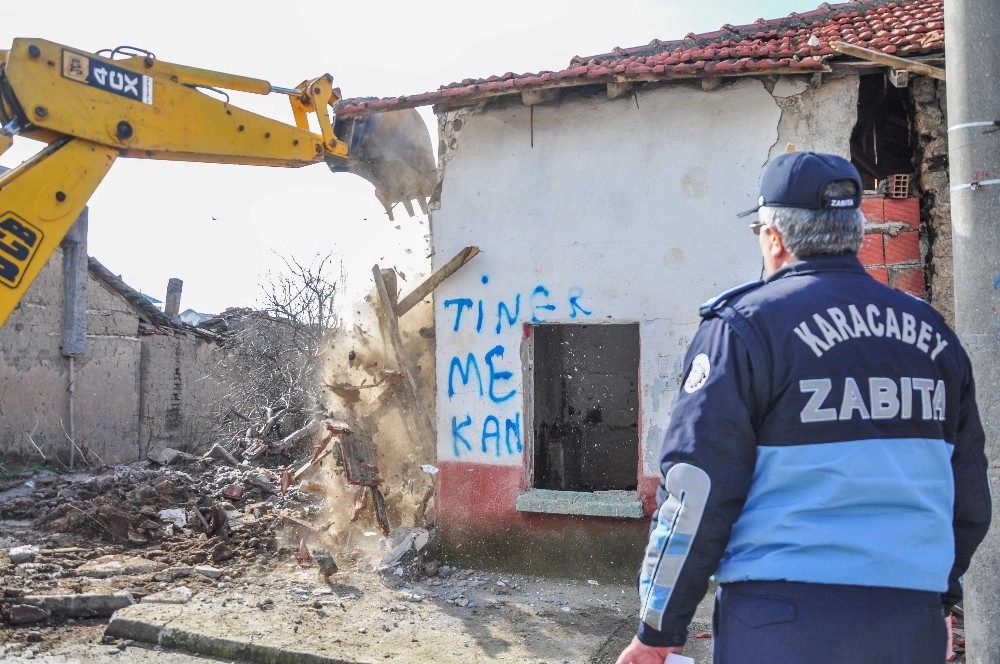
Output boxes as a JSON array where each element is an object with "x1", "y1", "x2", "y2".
[{"x1": 616, "y1": 152, "x2": 991, "y2": 664}]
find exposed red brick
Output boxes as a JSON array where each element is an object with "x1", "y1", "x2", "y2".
[
  {"x1": 858, "y1": 233, "x2": 886, "y2": 266},
  {"x1": 890, "y1": 264, "x2": 927, "y2": 298},
  {"x1": 867, "y1": 267, "x2": 890, "y2": 285},
  {"x1": 885, "y1": 230, "x2": 921, "y2": 264},
  {"x1": 861, "y1": 198, "x2": 885, "y2": 222},
  {"x1": 882, "y1": 198, "x2": 921, "y2": 229}
]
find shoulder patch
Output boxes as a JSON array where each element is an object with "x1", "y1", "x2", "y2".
[
  {"x1": 699, "y1": 279, "x2": 765, "y2": 318},
  {"x1": 684, "y1": 353, "x2": 712, "y2": 393}
]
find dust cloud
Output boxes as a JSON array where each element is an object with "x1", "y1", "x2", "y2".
[{"x1": 294, "y1": 280, "x2": 438, "y2": 572}]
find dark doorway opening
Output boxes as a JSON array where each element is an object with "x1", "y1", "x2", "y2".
[
  {"x1": 850, "y1": 72, "x2": 915, "y2": 190},
  {"x1": 531, "y1": 323, "x2": 640, "y2": 492}
]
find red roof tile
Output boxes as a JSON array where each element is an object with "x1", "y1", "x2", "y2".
[{"x1": 335, "y1": 0, "x2": 943, "y2": 117}]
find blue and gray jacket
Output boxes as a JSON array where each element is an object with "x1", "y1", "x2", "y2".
[{"x1": 638, "y1": 253, "x2": 992, "y2": 648}]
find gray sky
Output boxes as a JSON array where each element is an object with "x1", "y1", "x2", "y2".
[{"x1": 2, "y1": 0, "x2": 810, "y2": 314}]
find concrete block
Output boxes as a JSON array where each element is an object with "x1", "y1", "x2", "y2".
[
  {"x1": 19, "y1": 592, "x2": 135, "y2": 617},
  {"x1": 515, "y1": 488, "x2": 644, "y2": 518},
  {"x1": 77, "y1": 555, "x2": 168, "y2": 579}
]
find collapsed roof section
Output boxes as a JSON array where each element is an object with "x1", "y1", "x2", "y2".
[{"x1": 335, "y1": 0, "x2": 943, "y2": 118}]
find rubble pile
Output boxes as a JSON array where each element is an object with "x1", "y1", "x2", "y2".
[
  {"x1": 0, "y1": 460, "x2": 301, "y2": 552},
  {"x1": 0, "y1": 449, "x2": 434, "y2": 631}
]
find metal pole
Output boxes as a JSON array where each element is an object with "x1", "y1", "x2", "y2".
[
  {"x1": 944, "y1": 0, "x2": 1000, "y2": 660},
  {"x1": 68, "y1": 356, "x2": 76, "y2": 471}
]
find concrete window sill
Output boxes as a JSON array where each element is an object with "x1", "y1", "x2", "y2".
[{"x1": 515, "y1": 489, "x2": 645, "y2": 519}]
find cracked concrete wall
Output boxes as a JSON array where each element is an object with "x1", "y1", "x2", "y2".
[
  {"x1": 767, "y1": 73, "x2": 859, "y2": 159},
  {"x1": 0, "y1": 250, "x2": 222, "y2": 466}
]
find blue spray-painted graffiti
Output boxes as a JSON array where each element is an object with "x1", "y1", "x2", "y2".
[
  {"x1": 444, "y1": 276, "x2": 593, "y2": 459},
  {"x1": 451, "y1": 412, "x2": 523, "y2": 457}
]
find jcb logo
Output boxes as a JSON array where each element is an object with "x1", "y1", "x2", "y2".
[{"x1": 0, "y1": 214, "x2": 43, "y2": 288}]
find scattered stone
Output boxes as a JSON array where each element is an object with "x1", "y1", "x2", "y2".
[
  {"x1": 141, "y1": 586, "x2": 193, "y2": 605},
  {"x1": 147, "y1": 448, "x2": 189, "y2": 466},
  {"x1": 15, "y1": 563, "x2": 43, "y2": 577},
  {"x1": 25, "y1": 631, "x2": 42, "y2": 643},
  {"x1": 210, "y1": 542, "x2": 234, "y2": 564},
  {"x1": 203, "y1": 443, "x2": 240, "y2": 466},
  {"x1": 158, "y1": 508, "x2": 187, "y2": 528},
  {"x1": 8, "y1": 545, "x2": 39, "y2": 565},
  {"x1": 8, "y1": 604, "x2": 49, "y2": 624},
  {"x1": 127, "y1": 530, "x2": 150, "y2": 545},
  {"x1": 222, "y1": 484, "x2": 244, "y2": 501},
  {"x1": 245, "y1": 473, "x2": 276, "y2": 494},
  {"x1": 132, "y1": 484, "x2": 159, "y2": 503},
  {"x1": 154, "y1": 479, "x2": 176, "y2": 495},
  {"x1": 194, "y1": 565, "x2": 223, "y2": 579}
]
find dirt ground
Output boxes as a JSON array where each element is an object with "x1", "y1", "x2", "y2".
[{"x1": 0, "y1": 459, "x2": 656, "y2": 663}]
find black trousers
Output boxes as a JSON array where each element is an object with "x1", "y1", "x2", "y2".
[{"x1": 713, "y1": 581, "x2": 947, "y2": 664}]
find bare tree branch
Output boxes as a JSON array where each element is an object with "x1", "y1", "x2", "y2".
[{"x1": 211, "y1": 251, "x2": 344, "y2": 461}]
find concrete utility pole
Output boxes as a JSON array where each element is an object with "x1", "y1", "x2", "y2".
[{"x1": 944, "y1": 0, "x2": 1000, "y2": 661}]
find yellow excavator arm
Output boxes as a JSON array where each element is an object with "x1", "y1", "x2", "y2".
[{"x1": 0, "y1": 37, "x2": 436, "y2": 326}]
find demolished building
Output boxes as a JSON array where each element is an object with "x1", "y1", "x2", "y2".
[{"x1": 335, "y1": 0, "x2": 951, "y2": 580}]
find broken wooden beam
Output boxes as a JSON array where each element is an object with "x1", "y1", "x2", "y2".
[
  {"x1": 830, "y1": 41, "x2": 945, "y2": 81},
  {"x1": 394, "y1": 246, "x2": 480, "y2": 317},
  {"x1": 292, "y1": 447, "x2": 334, "y2": 482},
  {"x1": 373, "y1": 264, "x2": 437, "y2": 443}
]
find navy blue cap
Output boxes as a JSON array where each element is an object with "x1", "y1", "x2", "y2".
[{"x1": 737, "y1": 152, "x2": 863, "y2": 218}]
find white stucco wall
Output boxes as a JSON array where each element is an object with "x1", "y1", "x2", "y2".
[{"x1": 432, "y1": 74, "x2": 859, "y2": 474}]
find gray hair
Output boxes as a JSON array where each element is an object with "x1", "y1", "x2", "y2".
[{"x1": 758, "y1": 180, "x2": 865, "y2": 257}]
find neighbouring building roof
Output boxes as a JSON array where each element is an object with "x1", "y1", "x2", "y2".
[
  {"x1": 87, "y1": 257, "x2": 221, "y2": 342},
  {"x1": 335, "y1": 0, "x2": 942, "y2": 117}
]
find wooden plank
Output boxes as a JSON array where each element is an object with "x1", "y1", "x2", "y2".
[
  {"x1": 394, "y1": 246, "x2": 480, "y2": 317},
  {"x1": 372, "y1": 264, "x2": 437, "y2": 445},
  {"x1": 830, "y1": 41, "x2": 945, "y2": 81},
  {"x1": 338, "y1": 436, "x2": 381, "y2": 486}
]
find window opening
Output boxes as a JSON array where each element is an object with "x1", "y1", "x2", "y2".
[{"x1": 530, "y1": 323, "x2": 639, "y2": 492}]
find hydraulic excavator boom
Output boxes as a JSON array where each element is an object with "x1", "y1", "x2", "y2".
[{"x1": 0, "y1": 37, "x2": 436, "y2": 326}]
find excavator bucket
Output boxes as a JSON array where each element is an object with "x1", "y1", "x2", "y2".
[{"x1": 328, "y1": 108, "x2": 437, "y2": 221}]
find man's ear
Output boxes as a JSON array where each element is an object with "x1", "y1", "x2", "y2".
[{"x1": 768, "y1": 226, "x2": 788, "y2": 260}]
